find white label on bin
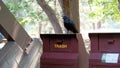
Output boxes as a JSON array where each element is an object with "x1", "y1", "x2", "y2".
[{"x1": 102, "y1": 53, "x2": 119, "y2": 63}]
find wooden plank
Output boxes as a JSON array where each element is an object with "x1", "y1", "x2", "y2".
[
  {"x1": 19, "y1": 38, "x2": 42, "y2": 68},
  {"x1": 0, "y1": 38, "x2": 42, "y2": 68},
  {"x1": 0, "y1": 42, "x2": 23, "y2": 68}
]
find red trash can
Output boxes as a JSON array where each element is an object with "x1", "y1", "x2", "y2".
[
  {"x1": 40, "y1": 34, "x2": 79, "y2": 68},
  {"x1": 89, "y1": 32, "x2": 120, "y2": 68}
]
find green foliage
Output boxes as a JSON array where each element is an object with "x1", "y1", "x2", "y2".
[
  {"x1": 2, "y1": 0, "x2": 49, "y2": 25},
  {"x1": 88, "y1": 0, "x2": 120, "y2": 21}
]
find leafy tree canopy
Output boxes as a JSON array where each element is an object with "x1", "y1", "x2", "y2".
[
  {"x1": 2, "y1": 0, "x2": 49, "y2": 25},
  {"x1": 88, "y1": 0, "x2": 120, "y2": 21}
]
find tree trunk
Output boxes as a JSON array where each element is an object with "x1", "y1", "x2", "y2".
[
  {"x1": 118, "y1": 0, "x2": 120, "y2": 10},
  {"x1": 37, "y1": 0, "x2": 63, "y2": 34}
]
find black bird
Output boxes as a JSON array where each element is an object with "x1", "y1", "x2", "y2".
[{"x1": 63, "y1": 16, "x2": 78, "y2": 33}]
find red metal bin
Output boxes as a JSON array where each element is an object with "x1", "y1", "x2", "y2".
[
  {"x1": 89, "y1": 53, "x2": 120, "y2": 68},
  {"x1": 40, "y1": 34, "x2": 79, "y2": 68},
  {"x1": 89, "y1": 32, "x2": 120, "y2": 68}
]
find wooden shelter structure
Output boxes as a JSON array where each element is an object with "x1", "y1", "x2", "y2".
[{"x1": 0, "y1": 1, "x2": 42, "y2": 68}]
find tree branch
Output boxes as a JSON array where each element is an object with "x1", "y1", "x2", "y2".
[{"x1": 37, "y1": 0, "x2": 63, "y2": 33}]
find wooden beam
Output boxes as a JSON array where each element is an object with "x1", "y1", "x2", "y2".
[{"x1": 0, "y1": 0, "x2": 32, "y2": 50}]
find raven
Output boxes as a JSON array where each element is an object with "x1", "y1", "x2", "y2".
[{"x1": 63, "y1": 16, "x2": 78, "y2": 33}]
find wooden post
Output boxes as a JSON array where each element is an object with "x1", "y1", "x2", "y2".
[
  {"x1": 70, "y1": 0, "x2": 80, "y2": 33},
  {"x1": 62, "y1": 0, "x2": 71, "y2": 17},
  {"x1": 62, "y1": 0, "x2": 80, "y2": 33},
  {"x1": 76, "y1": 34, "x2": 89, "y2": 68}
]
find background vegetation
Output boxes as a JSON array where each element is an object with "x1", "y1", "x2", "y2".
[
  {"x1": 3, "y1": 0, "x2": 63, "y2": 35},
  {"x1": 2, "y1": 0, "x2": 120, "y2": 35},
  {"x1": 80, "y1": 0, "x2": 120, "y2": 31}
]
